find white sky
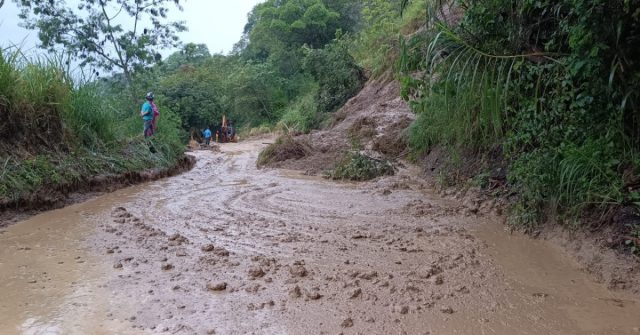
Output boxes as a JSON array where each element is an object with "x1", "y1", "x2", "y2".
[{"x1": 0, "y1": 0, "x2": 264, "y2": 56}]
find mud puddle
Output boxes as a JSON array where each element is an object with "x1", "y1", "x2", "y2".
[
  {"x1": 0, "y1": 186, "x2": 149, "y2": 334},
  {"x1": 0, "y1": 139, "x2": 638, "y2": 334},
  {"x1": 473, "y1": 223, "x2": 640, "y2": 334}
]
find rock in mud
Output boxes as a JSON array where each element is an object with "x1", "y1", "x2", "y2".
[
  {"x1": 113, "y1": 262, "x2": 123, "y2": 269},
  {"x1": 111, "y1": 207, "x2": 130, "y2": 218},
  {"x1": 440, "y1": 306, "x2": 454, "y2": 314},
  {"x1": 289, "y1": 286, "x2": 302, "y2": 298},
  {"x1": 305, "y1": 290, "x2": 322, "y2": 300},
  {"x1": 176, "y1": 250, "x2": 187, "y2": 257},
  {"x1": 168, "y1": 233, "x2": 188, "y2": 244},
  {"x1": 289, "y1": 264, "x2": 308, "y2": 278},
  {"x1": 161, "y1": 263, "x2": 174, "y2": 271},
  {"x1": 359, "y1": 271, "x2": 378, "y2": 280},
  {"x1": 456, "y1": 286, "x2": 470, "y2": 294},
  {"x1": 201, "y1": 244, "x2": 215, "y2": 252},
  {"x1": 434, "y1": 275, "x2": 444, "y2": 285},
  {"x1": 350, "y1": 288, "x2": 362, "y2": 299},
  {"x1": 207, "y1": 282, "x2": 227, "y2": 291},
  {"x1": 248, "y1": 266, "x2": 266, "y2": 279},
  {"x1": 341, "y1": 318, "x2": 354, "y2": 328},
  {"x1": 213, "y1": 248, "x2": 230, "y2": 257}
]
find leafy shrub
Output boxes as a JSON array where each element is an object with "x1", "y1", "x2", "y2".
[
  {"x1": 303, "y1": 38, "x2": 365, "y2": 114},
  {"x1": 328, "y1": 152, "x2": 394, "y2": 181},
  {"x1": 278, "y1": 90, "x2": 321, "y2": 133},
  {"x1": 351, "y1": 0, "x2": 425, "y2": 75},
  {"x1": 400, "y1": 0, "x2": 640, "y2": 225}
]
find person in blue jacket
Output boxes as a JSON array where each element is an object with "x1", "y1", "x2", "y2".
[
  {"x1": 140, "y1": 92, "x2": 155, "y2": 137},
  {"x1": 203, "y1": 127, "x2": 212, "y2": 145}
]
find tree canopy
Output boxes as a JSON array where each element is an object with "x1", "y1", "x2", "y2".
[{"x1": 15, "y1": 0, "x2": 186, "y2": 88}]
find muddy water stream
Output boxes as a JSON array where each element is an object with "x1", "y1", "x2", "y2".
[{"x1": 0, "y1": 139, "x2": 638, "y2": 334}]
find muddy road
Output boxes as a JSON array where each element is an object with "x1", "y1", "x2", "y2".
[{"x1": 1, "y1": 139, "x2": 639, "y2": 335}]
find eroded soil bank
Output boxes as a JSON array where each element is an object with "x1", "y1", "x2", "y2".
[
  {"x1": 0, "y1": 139, "x2": 639, "y2": 335},
  {"x1": 0, "y1": 154, "x2": 196, "y2": 227}
]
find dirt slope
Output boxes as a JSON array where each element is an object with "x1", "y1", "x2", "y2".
[
  {"x1": 266, "y1": 75, "x2": 640, "y2": 299},
  {"x1": 267, "y1": 77, "x2": 414, "y2": 174}
]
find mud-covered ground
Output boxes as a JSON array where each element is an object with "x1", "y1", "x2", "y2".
[{"x1": 1, "y1": 139, "x2": 639, "y2": 335}]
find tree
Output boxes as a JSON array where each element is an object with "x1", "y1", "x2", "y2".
[
  {"x1": 159, "y1": 43, "x2": 210, "y2": 74},
  {"x1": 243, "y1": 0, "x2": 343, "y2": 59},
  {"x1": 14, "y1": 0, "x2": 186, "y2": 92}
]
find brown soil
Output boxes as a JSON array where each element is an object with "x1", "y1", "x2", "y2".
[
  {"x1": 418, "y1": 145, "x2": 640, "y2": 296},
  {"x1": 260, "y1": 76, "x2": 640, "y2": 301},
  {"x1": 264, "y1": 77, "x2": 414, "y2": 175},
  {"x1": 0, "y1": 154, "x2": 195, "y2": 227},
  {"x1": 1, "y1": 140, "x2": 638, "y2": 335}
]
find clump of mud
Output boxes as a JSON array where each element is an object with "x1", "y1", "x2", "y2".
[{"x1": 256, "y1": 135, "x2": 311, "y2": 167}]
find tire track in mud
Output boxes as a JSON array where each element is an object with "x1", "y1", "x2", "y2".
[{"x1": 77, "y1": 140, "x2": 640, "y2": 334}]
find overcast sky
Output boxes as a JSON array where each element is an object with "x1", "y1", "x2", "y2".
[{"x1": 0, "y1": 0, "x2": 264, "y2": 56}]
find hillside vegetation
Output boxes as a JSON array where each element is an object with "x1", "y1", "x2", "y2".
[{"x1": 399, "y1": 0, "x2": 640, "y2": 247}]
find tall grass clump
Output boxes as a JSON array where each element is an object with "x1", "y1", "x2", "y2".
[
  {"x1": 0, "y1": 49, "x2": 72, "y2": 149},
  {"x1": 400, "y1": 0, "x2": 640, "y2": 229},
  {"x1": 65, "y1": 84, "x2": 118, "y2": 149},
  {"x1": 279, "y1": 90, "x2": 321, "y2": 134}
]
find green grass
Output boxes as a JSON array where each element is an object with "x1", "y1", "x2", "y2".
[
  {"x1": 350, "y1": 0, "x2": 426, "y2": 76},
  {"x1": 278, "y1": 90, "x2": 321, "y2": 134}
]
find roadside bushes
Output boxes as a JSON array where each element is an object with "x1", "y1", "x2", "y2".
[
  {"x1": 400, "y1": 0, "x2": 640, "y2": 227},
  {"x1": 303, "y1": 39, "x2": 365, "y2": 115},
  {"x1": 278, "y1": 90, "x2": 321, "y2": 133}
]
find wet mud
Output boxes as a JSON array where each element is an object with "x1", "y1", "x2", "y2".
[{"x1": 0, "y1": 139, "x2": 639, "y2": 334}]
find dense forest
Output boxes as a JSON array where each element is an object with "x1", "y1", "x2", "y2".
[{"x1": 2, "y1": 0, "x2": 640, "y2": 250}]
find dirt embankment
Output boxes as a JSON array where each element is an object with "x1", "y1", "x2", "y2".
[
  {"x1": 0, "y1": 154, "x2": 196, "y2": 226},
  {"x1": 264, "y1": 77, "x2": 414, "y2": 174},
  {"x1": 261, "y1": 75, "x2": 640, "y2": 296}
]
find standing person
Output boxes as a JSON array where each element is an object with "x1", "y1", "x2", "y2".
[
  {"x1": 141, "y1": 92, "x2": 155, "y2": 137},
  {"x1": 203, "y1": 127, "x2": 212, "y2": 145}
]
